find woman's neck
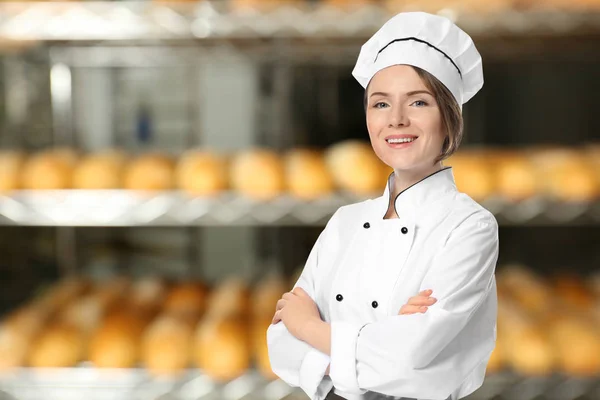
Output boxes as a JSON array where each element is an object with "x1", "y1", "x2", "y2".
[
  {"x1": 392, "y1": 163, "x2": 444, "y2": 197},
  {"x1": 385, "y1": 162, "x2": 444, "y2": 219}
]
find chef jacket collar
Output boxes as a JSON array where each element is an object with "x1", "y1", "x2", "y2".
[{"x1": 380, "y1": 166, "x2": 456, "y2": 219}]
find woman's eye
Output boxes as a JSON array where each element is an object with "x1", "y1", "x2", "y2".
[
  {"x1": 373, "y1": 102, "x2": 388, "y2": 109},
  {"x1": 412, "y1": 100, "x2": 428, "y2": 107}
]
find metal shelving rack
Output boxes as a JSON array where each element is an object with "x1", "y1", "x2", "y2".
[
  {"x1": 0, "y1": 1, "x2": 597, "y2": 229},
  {"x1": 0, "y1": 190, "x2": 599, "y2": 226},
  {"x1": 0, "y1": 3, "x2": 599, "y2": 400},
  {"x1": 0, "y1": 2, "x2": 599, "y2": 41},
  {"x1": 0, "y1": 367, "x2": 599, "y2": 400}
]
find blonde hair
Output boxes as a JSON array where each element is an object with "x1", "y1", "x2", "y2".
[{"x1": 363, "y1": 66, "x2": 464, "y2": 163}]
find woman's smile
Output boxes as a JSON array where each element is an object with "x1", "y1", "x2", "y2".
[{"x1": 385, "y1": 136, "x2": 418, "y2": 149}]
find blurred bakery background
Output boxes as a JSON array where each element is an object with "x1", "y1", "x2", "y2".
[{"x1": 0, "y1": 0, "x2": 599, "y2": 399}]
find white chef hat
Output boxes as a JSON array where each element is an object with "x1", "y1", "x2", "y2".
[{"x1": 352, "y1": 11, "x2": 483, "y2": 108}]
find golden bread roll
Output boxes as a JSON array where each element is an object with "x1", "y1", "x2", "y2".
[
  {"x1": 497, "y1": 298, "x2": 555, "y2": 376},
  {"x1": 89, "y1": 312, "x2": 146, "y2": 368},
  {"x1": 128, "y1": 277, "x2": 168, "y2": 319},
  {"x1": 552, "y1": 274, "x2": 595, "y2": 310},
  {"x1": 453, "y1": 0, "x2": 514, "y2": 13},
  {"x1": 493, "y1": 152, "x2": 539, "y2": 201},
  {"x1": 206, "y1": 278, "x2": 251, "y2": 319},
  {"x1": 59, "y1": 276, "x2": 131, "y2": 334},
  {"x1": 231, "y1": 0, "x2": 302, "y2": 11},
  {"x1": 194, "y1": 316, "x2": 250, "y2": 381},
  {"x1": 141, "y1": 314, "x2": 195, "y2": 376},
  {"x1": 28, "y1": 323, "x2": 85, "y2": 367},
  {"x1": 123, "y1": 153, "x2": 174, "y2": 191},
  {"x1": 384, "y1": 0, "x2": 452, "y2": 13},
  {"x1": 521, "y1": 0, "x2": 600, "y2": 11},
  {"x1": 325, "y1": 141, "x2": 383, "y2": 196},
  {"x1": 100, "y1": 307, "x2": 149, "y2": 332},
  {"x1": 285, "y1": 149, "x2": 334, "y2": 200},
  {"x1": 163, "y1": 281, "x2": 209, "y2": 320},
  {"x1": 72, "y1": 150, "x2": 127, "y2": 189},
  {"x1": 20, "y1": 149, "x2": 76, "y2": 190},
  {"x1": 584, "y1": 143, "x2": 600, "y2": 183},
  {"x1": 444, "y1": 151, "x2": 496, "y2": 201},
  {"x1": 36, "y1": 277, "x2": 91, "y2": 315},
  {"x1": 549, "y1": 316, "x2": 600, "y2": 376},
  {"x1": 505, "y1": 325, "x2": 555, "y2": 376},
  {"x1": 388, "y1": 0, "x2": 513, "y2": 13},
  {"x1": 324, "y1": 0, "x2": 377, "y2": 9},
  {"x1": 0, "y1": 306, "x2": 47, "y2": 369},
  {"x1": 251, "y1": 275, "x2": 287, "y2": 319},
  {"x1": 230, "y1": 149, "x2": 285, "y2": 200},
  {"x1": 548, "y1": 159, "x2": 599, "y2": 202},
  {"x1": 3, "y1": 304, "x2": 48, "y2": 337},
  {"x1": 496, "y1": 265, "x2": 554, "y2": 316},
  {"x1": 529, "y1": 147, "x2": 599, "y2": 202},
  {"x1": 176, "y1": 150, "x2": 228, "y2": 196},
  {"x1": 0, "y1": 150, "x2": 26, "y2": 191},
  {"x1": 91, "y1": 276, "x2": 131, "y2": 313},
  {"x1": 0, "y1": 321, "x2": 30, "y2": 370},
  {"x1": 527, "y1": 146, "x2": 574, "y2": 168},
  {"x1": 251, "y1": 316, "x2": 277, "y2": 380},
  {"x1": 50, "y1": 147, "x2": 79, "y2": 168},
  {"x1": 58, "y1": 294, "x2": 105, "y2": 335}
]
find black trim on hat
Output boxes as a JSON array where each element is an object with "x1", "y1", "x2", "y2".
[{"x1": 375, "y1": 37, "x2": 462, "y2": 79}]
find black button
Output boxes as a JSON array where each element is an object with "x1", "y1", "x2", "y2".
[
  {"x1": 363, "y1": 222, "x2": 370, "y2": 229},
  {"x1": 401, "y1": 227, "x2": 408, "y2": 234},
  {"x1": 371, "y1": 301, "x2": 378, "y2": 308},
  {"x1": 336, "y1": 294, "x2": 343, "y2": 302}
]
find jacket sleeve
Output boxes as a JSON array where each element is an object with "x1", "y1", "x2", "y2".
[
  {"x1": 266, "y1": 212, "x2": 338, "y2": 400},
  {"x1": 329, "y1": 212, "x2": 499, "y2": 400}
]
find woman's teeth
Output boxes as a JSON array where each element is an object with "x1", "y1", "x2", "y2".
[{"x1": 387, "y1": 137, "x2": 416, "y2": 144}]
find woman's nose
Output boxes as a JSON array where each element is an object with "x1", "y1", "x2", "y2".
[{"x1": 388, "y1": 109, "x2": 409, "y2": 127}]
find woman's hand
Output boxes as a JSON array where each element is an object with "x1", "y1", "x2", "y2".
[
  {"x1": 398, "y1": 289, "x2": 437, "y2": 315},
  {"x1": 271, "y1": 287, "x2": 321, "y2": 341}
]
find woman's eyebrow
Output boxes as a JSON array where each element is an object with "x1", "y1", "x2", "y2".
[
  {"x1": 369, "y1": 90, "x2": 433, "y2": 98},
  {"x1": 406, "y1": 90, "x2": 433, "y2": 97},
  {"x1": 369, "y1": 91, "x2": 389, "y2": 98}
]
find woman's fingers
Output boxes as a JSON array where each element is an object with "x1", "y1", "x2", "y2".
[
  {"x1": 272, "y1": 310, "x2": 282, "y2": 324},
  {"x1": 398, "y1": 290, "x2": 436, "y2": 315},
  {"x1": 275, "y1": 298, "x2": 286, "y2": 312},
  {"x1": 407, "y1": 293, "x2": 437, "y2": 307},
  {"x1": 272, "y1": 293, "x2": 293, "y2": 323},
  {"x1": 282, "y1": 292, "x2": 295, "y2": 301},
  {"x1": 399, "y1": 304, "x2": 430, "y2": 315}
]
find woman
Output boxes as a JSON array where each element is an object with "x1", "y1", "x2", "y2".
[{"x1": 267, "y1": 11, "x2": 499, "y2": 400}]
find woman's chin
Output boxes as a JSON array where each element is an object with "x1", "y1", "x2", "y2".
[
  {"x1": 385, "y1": 160, "x2": 417, "y2": 171},
  {"x1": 387, "y1": 161, "x2": 438, "y2": 173}
]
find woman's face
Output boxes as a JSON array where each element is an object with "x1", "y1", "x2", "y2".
[{"x1": 366, "y1": 65, "x2": 446, "y2": 172}]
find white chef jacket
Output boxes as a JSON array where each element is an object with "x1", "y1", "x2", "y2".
[{"x1": 266, "y1": 166, "x2": 499, "y2": 400}]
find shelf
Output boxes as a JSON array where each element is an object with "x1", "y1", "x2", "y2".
[
  {"x1": 0, "y1": 2, "x2": 600, "y2": 43},
  {"x1": 0, "y1": 190, "x2": 599, "y2": 226},
  {"x1": 0, "y1": 367, "x2": 295, "y2": 400},
  {"x1": 0, "y1": 368, "x2": 598, "y2": 400}
]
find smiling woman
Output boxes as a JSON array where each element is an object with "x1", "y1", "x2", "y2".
[
  {"x1": 267, "y1": 11, "x2": 498, "y2": 400},
  {"x1": 363, "y1": 66, "x2": 463, "y2": 165}
]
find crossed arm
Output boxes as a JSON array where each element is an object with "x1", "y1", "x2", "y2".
[
  {"x1": 266, "y1": 212, "x2": 499, "y2": 399},
  {"x1": 271, "y1": 287, "x2": 437, "y2": 374}
]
